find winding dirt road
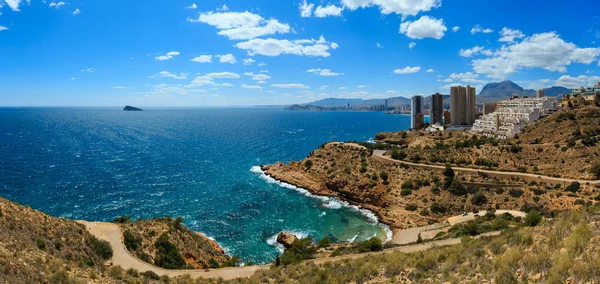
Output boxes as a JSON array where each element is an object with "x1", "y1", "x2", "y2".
[
  {"x1": 77, "y1": 221, "x2": 500, "y2": 280},
  {"x1": 372, "y1": 150, "x2": 600, "y2": 185}
]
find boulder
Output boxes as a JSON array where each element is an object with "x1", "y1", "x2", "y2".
[{"x1": 276, "y1": 232, "x2": 297, "y2": 249}]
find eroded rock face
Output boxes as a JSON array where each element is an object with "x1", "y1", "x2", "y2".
[{"x1": 276, "y1": 232, "x2": 297, "y2": 248}]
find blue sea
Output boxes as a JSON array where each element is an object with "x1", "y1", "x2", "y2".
[{"x1": 0, "y1": 108, "x2": 411, "y2": 263}]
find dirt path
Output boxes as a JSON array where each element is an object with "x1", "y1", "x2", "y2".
[
  {"x1": 373, "y1": 150, "x2": 600, "y2": 185},
  {"x1": 78, "y1": 221, "x2": 501, "y2": 280}
]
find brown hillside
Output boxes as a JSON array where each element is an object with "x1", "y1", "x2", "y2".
[
  {"x1": 118, "y1": 217, "x2": 231, "y2": 269},
  {"x1": 263, "y1": 142, "x2": 595, "y2": 230}
]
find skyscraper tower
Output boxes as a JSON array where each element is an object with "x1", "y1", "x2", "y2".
[
  {"x1": 411, "y1": 95, "x2": 423, "y2": 130},
  {"x1": 450, "y1": 85, "x2": 476, "y2": 126},
  {"x1": 431, "y1": 93, "x2": 444, "y2": 125}
]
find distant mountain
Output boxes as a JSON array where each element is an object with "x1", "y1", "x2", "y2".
[
  {"x1": 306, "y1": 96, "x2": 411, "y2": 108},
  {"x1": 477, "y1": 80, "x2": 570, "y2": 103}
]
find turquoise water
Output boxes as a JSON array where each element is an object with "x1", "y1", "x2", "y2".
[{"x1": 0, "y1": 108, "x2": 410, "y2": 263}]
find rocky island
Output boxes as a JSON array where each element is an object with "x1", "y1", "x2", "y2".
[{"x1": 123, "y1": 105, "x2": 143, "y2": 111}]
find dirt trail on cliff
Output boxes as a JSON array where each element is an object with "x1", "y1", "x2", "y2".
[
  {"x1": 373, "y1": 150, "x2": 600, "y2": 185},
  {"x1": 79, "y1": 220, "x2": 501, "y2": 280}
]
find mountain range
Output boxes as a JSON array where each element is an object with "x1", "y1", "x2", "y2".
[{"x1": 300, "y1": 81, "x2": 571, "y2": 108}]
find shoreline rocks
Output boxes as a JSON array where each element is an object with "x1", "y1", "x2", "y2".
[{"x1": 276, "y1": 232, "x2": 297, "y2": 248}]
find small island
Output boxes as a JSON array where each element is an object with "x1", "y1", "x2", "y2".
[{"x1": 123, "y1": 105, "x2": 143, "y2": 111}]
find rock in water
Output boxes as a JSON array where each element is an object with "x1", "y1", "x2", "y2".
[
  {"x1": 123, "y1": 105, "x2": 143, "y2": 111},
  {"x1": 276, "y1": 232, "x2": 297, "y2": 249}
]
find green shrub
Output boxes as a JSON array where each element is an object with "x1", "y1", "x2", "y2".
[
  {"x1": 304, "y1": 160, "x2": 313, "y2": 171},
  {"x1": 400, "y1": 188, "x2": 412, "y2": 196},
  {"x1": 429, "y1": 202, "x2": 446, "y2": 214},
  {"x1": 405, "y1": 204, "x2": 418, "y2": 211},
  {"x1": 154, "y1": 233, "x2": 185, "y2": 269},
  {"x1": 357, "y1": 237, "x2": 383, "y2": 253},
  {"x1": 401, "y1": 180, "x2": 414, "y2": 190},
  {"x1": 470, "y1": 191, "x2": 488, "y2": 206},
  {"x1": 508, "y1": 189, "x2": 524, "y2": 198},
  {"x1": 317, "y1": 236, "x2": 332, "y2": 248},
  {"x1": 36, "y1": 239, "x2": 46, "y2": 250},
  {"x1": 590, "y1": 163, "x2": 600, "y2": 179},
  {"x1": 124, "y1": 230, "x2": 142, "y2": 251},
  {"x1": 566, "y1": 182, "x2": 581, "y2": 193},
  {"x1": 390, "y1": 149, "x2": 407, "y2": 160},
  {"x1": 524, "y1": 211, "x2": 542, "y2": 227},
  {"x1": 221, "y1": 255, "x2": 242, "y2": 268},
  {"x1": 113, "y1": 216, "x2": 131, "y2": 223},
  {"x1": 280, "y1": 237, "x2": 316, "y2": 266},
  {"x1": 87, "y1": 235, "x2": 113, "y2": 260}
]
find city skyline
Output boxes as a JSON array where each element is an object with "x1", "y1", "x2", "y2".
[{"x1": 1, "y1": 0, "x2": 600, "y2": 106}]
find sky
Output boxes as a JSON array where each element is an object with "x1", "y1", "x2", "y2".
[{"x1": 1, "y1": 0, "x2": 600, "y2": 106}]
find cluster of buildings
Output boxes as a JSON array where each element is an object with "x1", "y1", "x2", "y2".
[
  {"x1": 471, "y1": 91, "x2": 559, "y2": 139},
  {"x1": 410, "y1": 85, "x2": 560, "y2": 139},
  {"x1": 410, "y1": 85, "x2": 478, "y2": 131}
]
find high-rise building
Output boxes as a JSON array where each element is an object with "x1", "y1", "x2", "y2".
[
  {"x1": 444, "y1": 111, "x2": 452, "y2": 125},
  {"x1": 430, "y1": 93, "x2": 444, "y2": 125},
  {"x1": 411, "y1": 95, "x2": 423, "y2": 130},
  {"x1": 536, "y1": 89, "x2": 545, "y2": 98},
  {"x1": 484, "y1": 103, "x2": 497, "y2": 115},
  {"x1": 450, "y1": 85, "x2": 476, "y2": 126}
]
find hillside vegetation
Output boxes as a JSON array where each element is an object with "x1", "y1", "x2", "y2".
[
  {"x1": 378, "y1": 104, "x2": 600, "y2": 180},
  {"x1": 116, "y1": 217, "x2": 232, "y2": 269},
  {"x1": 263, "y1": 142, "x2": 595, "y2": 230}
]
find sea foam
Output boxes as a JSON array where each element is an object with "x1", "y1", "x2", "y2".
[{"x1": 251, "y1": 166, "x2": 392, "y2": 243}]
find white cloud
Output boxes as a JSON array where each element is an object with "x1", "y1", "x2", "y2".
[
  {"x1": 272, "y1": 83, "x2": 309, "y2": 89},
  {"x1": 342, "y1": 0, "x2": 441, "y2": 17},
  {"x1": 539, "y1": 79, "x2": 551, "y2": 83},
  {"x1": 339, "y1": 87, "x2": 347, "y2": 90},
  {"x1": 217, "y1": 54, "x2": 237, "y2": 64},
  {"x1": 449, "y1": 72, "x2": 485, "y2": 84},
  {"x1": 499, "y1": 27, "x2": 524, "y2": 43},
  {"x1": 320, "y1": 85, "x2": 329, "y2": 90},
  {"x1": 408, "y1": 42, "x2": 416, "y2": 49},
  {"x1": 150, "y1": 71, "x2": 188, "y2": 80},
  {"x1": 49, "y1": 2, "x2": 65, "y2": 8},
  {"x1": 307, "y1": 68, "x2": 344, "y2": 76},
  {"x1": 244, "y1": 72, "x2": 271, "y2": 81},
  {"x1": 260, "y1": 70, "x2": 268, "y2": 73},
  {"x1": 4, "y1": 0, "x2": 23, "y2": 11},
  {"x1": 0, "y1": 26, "x2": 8, "y2": 31},
  {"x1": 186, "y1": 3, "x2": 197, "y2": 9},
  {"x1": 189, "y1": 11, "x2": 290, "y2": 40},
  {"x1": 235, "y1": 36, "x2": 338, "y2": 57},
  {"x1": 112, "y1": 86, "x2": 128, "y2": 89},
  {"x1": 256, "y1": 80, "x2": 267, "y2": 84},
  {"x1": 191, "y1": 55, "x2": 212, "y2": 63},
  {"x1": 426, "y1": 68, "x2": 435, "y2": 73},
  {"x1": 472, "y1": 32, "x2": 600, "y2": 79},
  {"x1": 155, "y1": 51, "x2": 180, "y2": 61},
  {"x1": 471, "y1": 24, "x2": 493, "y2": 34},
  {"x1": 242, "y1": 58, "x2": 255, "y2": 65},
  {"x1": 299, "y1": 0, "x2": 314, "y2": 17},
  {"x1": 188, "y1": 72, "x2": 240, "y2": 87},
  {"x1": 399, "y1": 16, "x2": 447, "y2": 40},
  {"x1": 554, "y1": 75, "x2": 600, "y2": 88},
  {"x1": 393, "y1": 66, "x2": 420, "y2": 74},
  {"x1": 70, "y1": 77, "x2": 76, "y2": 80},
  {"x1": 376, "y1": 43, "x2": 383, "y2": 48},
  {"x1": 241, "y1": 84, "x2": 263, "y2": 89},
  {"x1": 81, "y1": 68, "x2": 96, "y2": 73},
  {"x1": 387, "y1": 90, "x2": 398, "y2": 94},
  {"x1": 314, "y1": 5, "x2": 343, "y2": 18},
  {"x1": 219, "y1": 4, "x2": 229, "y2": 11},
  {"x1": 258, "y1": 62, "x2": 267, "y2": 66},
  {"x1": 452, "y1": 26, "x2": 460, "y2": 32},
  {"x1": 357, "y1": 85, "x2": 366, "y2": 88},
  {"x1": 459, "y1": 46, "x2": 493, "y2": 57},
  {"x1": 72, "y1": 8, "x2": 80, "y2": 15}
]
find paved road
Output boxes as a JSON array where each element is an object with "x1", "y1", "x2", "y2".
[
  {"x1": 78, "y1": 221, "x2": 501, "y2": 280},
  {"x1": 373, "y1": 150, "x2": 600, "y2": 185}
]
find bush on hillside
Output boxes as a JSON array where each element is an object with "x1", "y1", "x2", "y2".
[
  {"x1": 566, "y1": 182, "x2": 581, "y2": 193},
  {"x1": 87, "y1": 235, "x2": 113, "y2": 261},
  {"x1": 154, "y1": 233, "x2": 185, "y2": 269},
  {"x1": 525, "y1": 211, "x2": 543, "y2": 227},
  {"x1": 124, "y1": 230, "x2": 142, "y2": 251},
  {"x1": 280, "y1": 237, "x2": 316, "y2": 266}
]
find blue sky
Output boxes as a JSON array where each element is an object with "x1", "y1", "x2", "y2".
[{"x1": 1, "y1": 0, "x2": 600, "y2": 106}]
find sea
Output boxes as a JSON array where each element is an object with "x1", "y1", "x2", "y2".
[{"x1": 0, "y1": 107, "x2": 412, "y2": 263}]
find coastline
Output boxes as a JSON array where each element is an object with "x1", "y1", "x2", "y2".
[{"x1": 252, "y1": 166, "x2": 393, "y2": 243}]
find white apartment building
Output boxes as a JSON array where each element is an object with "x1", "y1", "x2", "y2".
[{"x1": 471, "y1": 96, "x2": 558, "y2": 139}]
